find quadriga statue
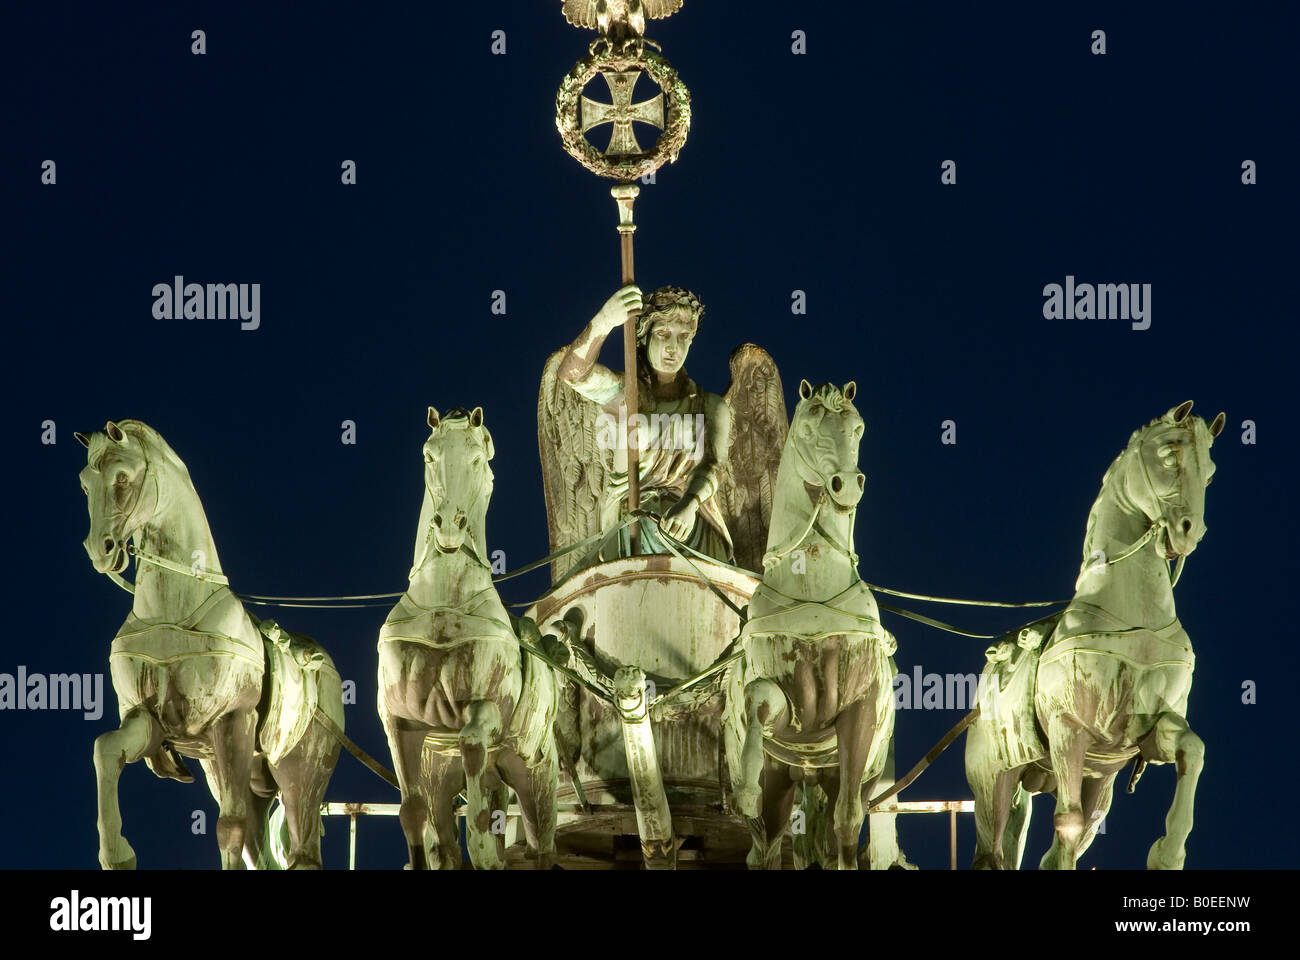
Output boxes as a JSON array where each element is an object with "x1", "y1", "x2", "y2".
[
  {"x1": 965, "y1": 401, "x2": 1225, "y2": 869},
  {"x1": 77, "y1": 420, "x2": 343, "y2": 869}
]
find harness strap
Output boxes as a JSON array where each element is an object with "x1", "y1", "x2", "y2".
[
  {"x1": 129, "y1": 544, "x2": 229, "y2": 585},
  {"x1": 311, "y1": 708, "x2": 399, "y2": 790},
  {"x1": 762, "y1": 493, "x2": 825, "y2": 569},
  {"x1": 866, "y1": 708, "x2": 980, "y2": 812},
  {"x1": 648, "y1": 510, "x2": 748, "y2": 621}
]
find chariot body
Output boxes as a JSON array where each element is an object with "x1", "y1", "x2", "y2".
[{"x1": 524, "y1": 342, "x2": 787, "y2": 868}]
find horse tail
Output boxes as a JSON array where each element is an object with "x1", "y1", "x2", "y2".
[
  {"x1": 253, "y1": 797, "x2": 290, "y2": 870},
  {"x1": 792, "y1": 780, "x2": 835, "y2": 869}
]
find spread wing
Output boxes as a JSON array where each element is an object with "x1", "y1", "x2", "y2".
[
  {"x1": 719, "y1": 344, "x2": 787, "y2": 573},
  {"x1": 560, "y1": 0, "x2": 684, "y2": 29},
  {"x1": 560, "y1": 1, "x2": 599, "y2": 29},
  {"x1": 538, "y1": 350, "x2": 609, "y2": 584}
]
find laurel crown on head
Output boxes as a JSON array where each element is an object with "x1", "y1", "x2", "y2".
[{"x1": 636, "y1": 286, "x2": 704, "y2": 345}]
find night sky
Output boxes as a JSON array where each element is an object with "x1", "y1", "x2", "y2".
[{"x1": 5, "y1": 1, "x2": 1296, "y2": 869}]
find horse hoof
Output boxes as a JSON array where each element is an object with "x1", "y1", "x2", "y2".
[
  {"x1": 1147, "y1": 838, "x2": 1186, "y2": 870},
  {"x1": 99, "y1": 839, "x2": 137, "y2": 871}
]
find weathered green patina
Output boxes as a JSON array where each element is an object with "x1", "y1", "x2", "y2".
[
  {"x1": 78, "y1": 420, "x2": 343, "y2": 870},
  {"x1": 965, "y1": 401, "x2": 1225, "y2": 869},
  {"x1": 724, "y1": 381, "x2": 913, "y2": 870},
  {"x1": 377, "y1": 407, "x2": 560, "y2": 869}
]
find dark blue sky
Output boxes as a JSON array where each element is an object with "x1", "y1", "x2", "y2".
[{"x1": 5, "y1": 1, "x2": 1295, "y2": 869}]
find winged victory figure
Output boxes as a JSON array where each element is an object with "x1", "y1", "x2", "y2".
[{"x1": 538, "y1": 283, "x2": 787, "y2": 582}]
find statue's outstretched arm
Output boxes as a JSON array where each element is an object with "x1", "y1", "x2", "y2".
[{"x1": 559, "y1": 285, "x2": 643, "y2": 388}]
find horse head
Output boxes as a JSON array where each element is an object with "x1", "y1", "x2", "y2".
[
  {"x1": 423, "y1": 405, "x2": 495, "y2": 556},
  {"x1": 1120, "y1": 401, "x2": 1225, "y2": 560},
  {"x1": 75, "y1": 420, "x2": 158, "y2": 575},
  {"x1": 788, "y1": 380, "x2": 865, "y2": 511}
]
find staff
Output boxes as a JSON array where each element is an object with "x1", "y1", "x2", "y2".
[{"x1": 612, "y1": 183, "x2": 641, "y2": 554}]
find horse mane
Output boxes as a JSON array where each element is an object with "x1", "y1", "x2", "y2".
[
  {"x1": 86, "y1": 420, "x2": 189, "y2": 477},
  {"x1": 1080, "y1": 432, "x2": 1139, "y2": 571},
  {"x1": 114, "y1": 420, "x2": 192, "y2": 478},
  {"x1": 799, "y1": 383, "x2": 852, "y2": 415}
]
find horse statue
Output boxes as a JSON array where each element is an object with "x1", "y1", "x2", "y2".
[
  {"x1": 724, "y1": 380, "x2": 911, "y2": 870},
  {"x1": 378, "y1": 406, "x2": 560, "y2": 869},
  {"x1": 77, "y1": 420, "x2": 343, "y2": 869},
  {"x1": 965, "y1": 401, "x2": 1224, "y2": 869}
]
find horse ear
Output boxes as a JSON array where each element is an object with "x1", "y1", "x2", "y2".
[
  {"x1": 427, "y1": 406, "x2": 440, "y2": 429},
  {"x1": 74, "y1": 431, "x2": 91, "y2": 449},
  {"x1": 105, "y1": 421, "x2": 126, "y2": 443},
  {"x1": 799, "y1": 379, "x2": 813, "y2": 401},
  {"x1": 470, "y1": 406, "x2": 484, "y2": 428},
  {"x1": 1209, "y1": 411, "x2": 1226, "y2": 439},
  {"x1": 842, "y1": 381, "x2": 857, "y2": 402},
  {"x1": 1166, "y1": 400, "x2": 1193, "y2": 423}
]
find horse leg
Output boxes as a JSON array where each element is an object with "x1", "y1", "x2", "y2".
[
  {"x1": 833, "y1": 699, "x2": 873, "y2": 870},
  {"x1": 270, "y1": 748, "x2": 337, "y2": 870},
  {"x1": 1002, "y1": 780, "x2": 1032, "y2": 869},
  {"x1": 531, "y1": 750, "x2": 559, "y2": 869},
  {"x1": 746, "y1": 759, "x2": 795, "y2": 870},
  {"x1": 92, "y1": 707, "x2": 161, "y2": 870},
  {"x1": 1144, "y1": 712, "x2": 1203, "y2": 870},
  {"x1": 966, "y1": 716, "x2": 1017, "y2": 869},
  {"x1": 244, "y1": 758, "x2": 276, "y2": 868},
  {"x1": 1040, "y1": 715, "x2": 1090, "y2": 870},
  {"x1": 424, "y1": 752, "x2": 463, "y2": 870},
  {"x1": 460, "y1": 700, "x2": 506, "y2": 870},
  {"x1": 206, "y1": 707, "x2": 259, "y2": 870},
  {"x1": 499, "y1": 748, "x2": 558, "y2": 869},
  {"x1": 969, "y1": 762, "x2": 1013, "y2": 869},
  {"x1": 737, "y1": 678, "x2": 786, "y2": 818},
  {"x1": 383, "y1": 714, "x2": 433, "y2": 870},
  {"x1": 1075, "y1": 771, "x2": 1118, "y2": 865},
  {"x1": 864, "y1": 739, "x2": 915, "y2": 870}
]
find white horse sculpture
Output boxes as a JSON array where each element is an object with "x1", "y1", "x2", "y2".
[
  {"x1": 965, "y1": 401, "x2": 1224, "y2": 869},
  {"x1": 378, "y1": 406, "x2": 560, "y2": 869},
  {"x1": 726, "y1": 381, "x2": 910, "y2": 870},
  {"x1": 78, "y1": 420, "x2": 343, "y2": 869}
]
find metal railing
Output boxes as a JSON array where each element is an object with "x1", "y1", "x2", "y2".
[{"x1": 320, "y1": 799, "x2": 976, "y2": 870}]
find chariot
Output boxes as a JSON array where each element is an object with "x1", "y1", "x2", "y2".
[{"x1": 522, "y1": 553, "x2": 757, "y2": 868}]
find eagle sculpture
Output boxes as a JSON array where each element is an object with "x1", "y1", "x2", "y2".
[{"x1": 560, "y1": 1, "x2": 684, "y2": 43}]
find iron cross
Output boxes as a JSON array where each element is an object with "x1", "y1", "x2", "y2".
[{"x1": 581, "y1": 70, "x2": 664, "y2": 156}]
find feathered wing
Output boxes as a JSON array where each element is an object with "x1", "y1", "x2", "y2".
[
  {"x1": 538, "y1": 350, "x2": 609, "y2": 584},
  {"x1": 719, "y1": 343, "x2": 788, "y2": 573},
  {"x1": 561, "y1": 0, "x2": 684, "y2": 29}
]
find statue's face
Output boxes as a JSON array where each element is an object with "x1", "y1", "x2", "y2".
[{"x1": 644, "y1": 311, "x2": 695, "y2": 376}]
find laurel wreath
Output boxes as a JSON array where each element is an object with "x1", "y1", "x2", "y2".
[{"x1": 555, "y1": 47, "x2": 691, "y2": 181}]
